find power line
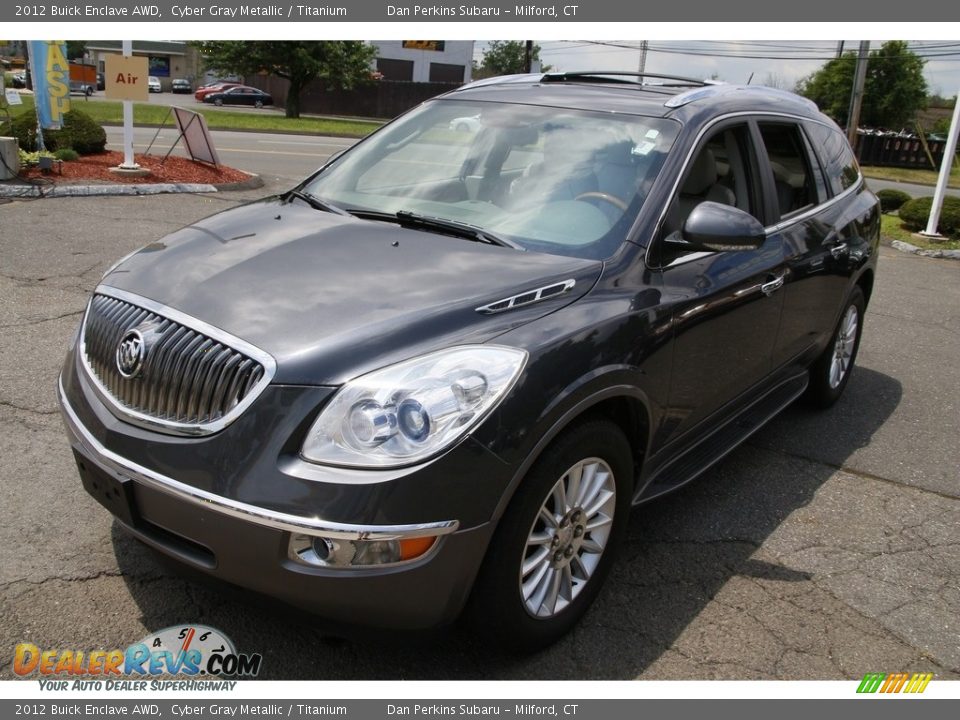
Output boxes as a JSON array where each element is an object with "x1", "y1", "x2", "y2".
[{"x1": 571, "y1": 40, "x2": 960, "y2": 61}]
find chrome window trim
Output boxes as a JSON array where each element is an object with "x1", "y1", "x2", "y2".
[
  {"x1": 79, "y1": 285, "x2": 278, "y2": 437},
  {"x1": 58, "y1": 376, "x2": 459, "y2": 541},
  {"x1": 648, "y1": 110, "x2": 863, "y2": 271}
]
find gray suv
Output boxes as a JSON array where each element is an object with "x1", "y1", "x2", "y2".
[{"x1": 58, "y1": 72, "x2": 879, "y2": 649}]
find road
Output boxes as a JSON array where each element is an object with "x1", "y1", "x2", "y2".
[
  {"x1": 865, "y1": 176, "x2": 960, "y2": 199},
  {"x1": 100, "y1": 122, "x2": 960, "y2": 202},
  {"x1": 102, "y1": 126, "x2": 357, "y2": 186},
  {"x1": 0, "y1": 145, "x2": 958, "y2": 681}
]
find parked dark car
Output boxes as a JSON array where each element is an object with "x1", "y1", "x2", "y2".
[
  {"x1": 171, "y1": 78, "x2": 192, "y2": 94},
  {"x1": 202, "y1": 85, "x2": 273, "y2": 108},
  {"x1": 58, "y1": 72, "x2": 879, "y2": 649},
  {"x1": 97, "y1": 72, "x2": 105, "y2": 91},
  {"x1": 194, "y1": 81, "x2": 241, "y2": 102}
]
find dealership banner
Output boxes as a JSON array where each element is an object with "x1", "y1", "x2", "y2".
[
  {"x1": 4, "y1": 0, "x2": 960, "y2": 22},
  {"x1": 26, "y1": 40, "x2": 70, "y2": 130},
  {"x1": 0, "y1": 699, "x2": 958, "y2": 719}
]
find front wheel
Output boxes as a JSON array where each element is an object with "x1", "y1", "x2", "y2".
[
  {"x1": 254, "y1": 100, "x2": 263, "y2": 108},
  {"x1": 214, "y1": 98, "x2": 223, "y2": 106},
  {"x1": 468, "y1": 419, "x2": 633, "y2": 650},
  {"x1": 807, "y1": 286, "x2": 865, "y2": 407}
]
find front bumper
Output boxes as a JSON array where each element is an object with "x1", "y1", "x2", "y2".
[{"x1": 58, "y1": 366, "x2": 502, "y2": 629}]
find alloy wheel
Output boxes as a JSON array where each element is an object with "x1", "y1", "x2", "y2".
[
  {"x1": 519, "y1": 458, "x2": 617, "y2": 618},
  {"x1": 829, "y1": 304, "x2": 859, "y2": 389}
]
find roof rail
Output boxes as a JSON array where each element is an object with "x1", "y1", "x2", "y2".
[
  {"x1": 454, "y1": 71, "x2": 717, "y2": 93},
  {"x1": 454, "y1": 73, "x2": 546, "y2": 91},
  {"x1": 665, "y1": 84, "x2": 819, "y2": 111},
  {"x1": 542, "y1": 71, "x2": 716, "y2": 87}
]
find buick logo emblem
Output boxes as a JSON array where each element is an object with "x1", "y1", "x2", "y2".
[{"x1": 116, "y1": 329, "x2": 145, "y2": 379}]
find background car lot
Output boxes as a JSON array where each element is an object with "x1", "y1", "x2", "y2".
[{"x1": 0, "y1": 147, "x2": 957, "y2": 679}]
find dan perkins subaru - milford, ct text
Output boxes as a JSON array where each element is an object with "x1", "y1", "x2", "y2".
[{"x1": 387, "y1": 5, "x2": 579, "y2": 16}]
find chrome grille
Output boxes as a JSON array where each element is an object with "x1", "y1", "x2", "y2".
[{"x1": 80, "y1": 290, "x2": 274, "y2": 435}]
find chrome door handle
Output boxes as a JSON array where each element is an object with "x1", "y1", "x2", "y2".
[
  {"x1": 761, "y1": 274, "x2": 786, "y2": 296},
  {"x1": 830, "y1": 243, "x2": 849, "y2": 258}
]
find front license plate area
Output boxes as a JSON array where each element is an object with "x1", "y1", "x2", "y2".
[{"x1": 74, "y1": 449, "x2": 138, "y2": 527}]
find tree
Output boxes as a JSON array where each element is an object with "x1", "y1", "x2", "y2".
[
  {"x1": 474, "y1": 41, "x2": 550, "y2": 78},
  {"x1": 192, "y1": 41, "x2": 377, "y2": 118},
  {"x1": 66, "y1": 41, "x2": 87, "y2": 62},
  {"x1": 797, "y1": 41, "x2": 928, "y2": 129}
]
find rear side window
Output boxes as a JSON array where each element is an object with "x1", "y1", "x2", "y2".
[
  {"x1": 757, "y1": 123, "x2": 817, "y2": 219},
  {"x1": 805, "y1": 122, "x2": 861, "y2": 195}
]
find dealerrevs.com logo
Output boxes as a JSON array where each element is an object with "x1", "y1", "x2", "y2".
[{"x1": 14, "y1": 625, "x2": 262, "y2": 690}]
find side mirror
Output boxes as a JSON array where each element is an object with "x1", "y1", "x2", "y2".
[{"x1": 671, "y1": 201, "x2": 766, "y2": 252}]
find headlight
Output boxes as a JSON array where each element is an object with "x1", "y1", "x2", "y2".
[{"x1": 301, "y1": 346, "x2": 527, "y2": 468}]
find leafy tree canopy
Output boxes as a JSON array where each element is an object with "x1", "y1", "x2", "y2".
[
  {"x1": 192, "y1": 41, "x2": 377, "y2": 118},
  {"x1": 474, "y1": 41, "x2": 550, "y2": 78},
  {"x1": 797, "y1": 41, "x2": 928, "y2": 129}
]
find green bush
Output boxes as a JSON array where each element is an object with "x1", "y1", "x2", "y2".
[
  {"x1": 0, "y1": 108, "x2": 106, "y2": 155},
  {"x1": 899, "y1": 196, "x2": 960, "y2": 238},
  {"x1": 54, "y1": 147, "x2": 79, "y2": 162},
  {"x1": 876, "y1": 188, "x2": 912, "y2": 214}
]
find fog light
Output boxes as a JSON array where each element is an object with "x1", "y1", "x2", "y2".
[{"x1": 288, "y1": 533, "x2": 438, "y2": 568}]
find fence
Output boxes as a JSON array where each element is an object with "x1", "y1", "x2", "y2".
[
  {"x1": 854, "y1": 133, "x2": 953, "y2": 169},
  {"x1": 241, "y1": 76, "x2": 460, "y2": 119}
]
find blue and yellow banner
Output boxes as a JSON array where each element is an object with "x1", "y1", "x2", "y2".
[{"x1": 27, "y1": 40, "x2": 70, "y2": 130}]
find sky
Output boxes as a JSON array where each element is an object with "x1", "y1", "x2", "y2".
[{"x1": 474, "y1": 40, "x2": 960, "y2": 97}]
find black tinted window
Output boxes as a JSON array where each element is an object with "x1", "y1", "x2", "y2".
[
  {"x1": 758, "y1": 123, "x2": 817, "y2": 219},
  {"x1": 805, "y1": 122, "x2": 860, "y2": 195}
]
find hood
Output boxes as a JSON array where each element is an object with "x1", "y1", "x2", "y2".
[{"x1": 102, "y1": 197, "x2": 603, "y2": 384}]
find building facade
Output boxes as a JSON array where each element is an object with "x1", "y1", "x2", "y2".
[{"x1": 374, "y1": 41, "x2": 474, "y2": 84}]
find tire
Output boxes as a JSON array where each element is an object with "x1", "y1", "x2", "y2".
[
  {"x1": 254, "y1": 100, "x2": 263, "y2": 109},
  {"x1": 214, "y1": 98, "x2": 223, "y2": 107},
  {"x1": 468, "y1": 419, "x2": 633, "y2": 651},
  {"x1": 806, "y1": 286, "x2": 865, "y2": 408}
]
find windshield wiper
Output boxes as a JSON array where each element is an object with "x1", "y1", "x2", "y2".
[
  {"x1": 285, "y1": 189, "x2": 350, "y2": 217},
  {"x1": 349, "y1": 209, "x2": 523, "y2": 250}
]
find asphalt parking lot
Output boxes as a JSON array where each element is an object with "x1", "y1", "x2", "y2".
[{"x1": 0, "y1": 182, "x2": 958, "y2": 681}]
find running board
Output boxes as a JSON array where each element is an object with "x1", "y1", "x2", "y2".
[{"x1": 634, "y1": 373, "x2": 808, "y2": 505}]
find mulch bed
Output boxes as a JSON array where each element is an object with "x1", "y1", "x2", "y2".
[{"x1": 19, "y1": 152, "x2": 252, "y2": 185}]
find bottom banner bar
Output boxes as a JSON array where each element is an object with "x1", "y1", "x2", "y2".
[{"x1": 0, "y1": 700, "x2": 956, "y2": 720}]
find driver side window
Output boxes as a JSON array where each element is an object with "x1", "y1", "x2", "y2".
[{"x1": 661, "y1": 124, "x2": 762, "y2": 245}]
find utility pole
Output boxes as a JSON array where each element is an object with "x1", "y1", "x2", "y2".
[
  {"x1": 638, "y1": 40, "x2": 648, "y2": 76},
  {"x1": 524, "y1": 41, "x2": 533, "y2": 74},
  {"x1": 846, "y1": 41, "x2": 869, "y2": 147},
  {"x1": 836, "y1": 40, "x2": 845, "y2": 59}
]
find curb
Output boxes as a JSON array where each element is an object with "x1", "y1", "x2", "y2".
[
  {"x1": 0, "y1": 172, "x2": 264, "y2": 199},
  {"x1": 891, "y1": 239, "x2": 960, "y2": 261}
]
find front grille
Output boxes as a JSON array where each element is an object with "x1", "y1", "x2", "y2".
[{"x1": 81, "y1": 291, "x2": 272, "y2": 435}]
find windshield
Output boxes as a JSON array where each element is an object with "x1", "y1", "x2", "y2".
[{"x1": 303, "y1": 100, "x2": 680, "y2": 259}]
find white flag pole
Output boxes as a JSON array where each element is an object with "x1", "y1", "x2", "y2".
[
  {"x1": 119, "y1": 40, "x2": 139, "y2": 170},
  {"x1": 922, "y1": 90, "x2": 960, "y2": 238}
]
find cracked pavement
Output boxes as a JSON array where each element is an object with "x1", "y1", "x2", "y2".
[{"x1": 0, "y1": 187, "x2": 958, "y2": 680}]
